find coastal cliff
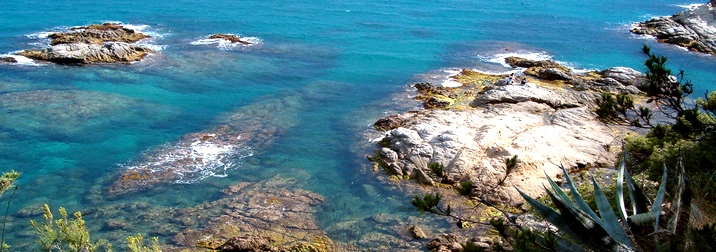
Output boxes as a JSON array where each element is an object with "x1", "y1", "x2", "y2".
[{"x1": 631, "y1": 0, "x2": 716, "y2": 56}]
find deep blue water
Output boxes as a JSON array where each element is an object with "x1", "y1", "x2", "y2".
[{"x1": 0, "y1": 0, "x2": 714, "y2": 250}]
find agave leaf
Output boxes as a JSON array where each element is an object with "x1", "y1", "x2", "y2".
[
  {"x1": 545, "y1": 171, "x2": 574, "y2": 207},
  {"x1": 616, "y1": 152, "x2": 629, "y2": 225},
  {"x1": 651, "y1": 164, "x2": 668, "y2": 231},
  {"x1": 553, "y1": 235, "x2": 587, "y2": 252},
  {"x1": 591, "y1": 177, "x2": 633, "y2": 247},
  {"x1": 667, "y1": 158, "x2": 691, "y2": 240},
  {"x1": 545, "y1": 187, "x2": 621, "y2": 250},
  {"x1": 517, "y1": 187, "x2": 582, "y2": 243},
  {"x1": 560, "y1": 165, "x2": 604, "y2": 227},
  {"x1": 628, "y1": 212, "x2": 656, "y2": 227},
  {"x1": 625, "y1": 170, "x2": 649, "y2": 214}
]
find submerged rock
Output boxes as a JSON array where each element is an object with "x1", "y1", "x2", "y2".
[
  {"x1": 171, "y1": 175, "x2": 335, "y2": 251},
  {"x1": 631, "y1": 0, "x2": 716, "y2": 55},
  {"x1": 16, "y1": 23, "x2": 154, "y2": 64},
  {"x1": 107, "y1": 96, "x2": 301, "y2": 195}
]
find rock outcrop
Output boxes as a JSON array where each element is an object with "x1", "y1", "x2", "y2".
[
  {"x1": 16, "y1": 23, "x2": 154, "y2": 64},
  {"x1": 371, "y1": 57, "x2": 642, "y2": 206},
  {"x1": 0, "y1": 56, "x2": 17, "y2": 63},
  {"x1": 631, "y1": 0, "x2": 716, "y2": 56},
  {"x1": 208, "y1": 33, "x2": 253, "y2": 45}
]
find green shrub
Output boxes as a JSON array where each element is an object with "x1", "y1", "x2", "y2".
[
  {"x1": 429, "y1": 162, "x2": 445, "y2": 177},
  {"x1": 30, "y1": 204, "x2": 110, "y2": 252},
  {"x1": 456, "y1": 181, "x2": 473, "y2": 196}
]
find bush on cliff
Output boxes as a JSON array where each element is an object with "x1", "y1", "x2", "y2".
[{"x1": 595, "y1": 45, "x2": 716, "y2": 205}]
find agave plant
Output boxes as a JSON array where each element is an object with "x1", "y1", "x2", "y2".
[{"x1": 517, "y1": 150, "x2": 689, "y2": 251}]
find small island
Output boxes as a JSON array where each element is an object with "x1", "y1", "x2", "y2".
[{"x1": 16, "y1": 23, "x2": 154, "y2": 64}]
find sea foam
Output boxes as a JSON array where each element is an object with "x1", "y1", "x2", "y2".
[{"x1": 190, "y1": 35, "x2": 263, "y2": 50}]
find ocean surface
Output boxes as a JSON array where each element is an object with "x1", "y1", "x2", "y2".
[{"x1": 0, "y1": 0, "x2": 714, "y2": 250}]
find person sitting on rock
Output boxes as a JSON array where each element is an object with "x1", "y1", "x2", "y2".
[{"x1": 520, "y1": 78, "x2": 527, "y2": 85}]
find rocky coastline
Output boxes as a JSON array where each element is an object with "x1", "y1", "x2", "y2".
[
  {"x1": 366, "y1": 57, "x2": 645, "y2": 250},
  {"x1": 371, "y1": 57, "x2": 641, "y2": 207},
  {"x1": 16, "y1": 23, "x2": 154, "y2": 64},
  {"x1": 631, "y1": 0, "x2": 716, "y2": 56}
]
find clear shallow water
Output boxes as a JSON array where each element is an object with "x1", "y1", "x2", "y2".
[{"x1": 0, "y1": 0, "x2": 715, "y2": 250}]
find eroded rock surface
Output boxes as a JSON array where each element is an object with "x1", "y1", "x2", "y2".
[
  {"x1": 631, "y1": 0, "x2": 716, "y2": 56},
  {"x1": 371, "y1": 57, "x2": 640, "y2": 206},
  {"x1": 16, "y1": 23, "x2": 154, "y2": 64}
]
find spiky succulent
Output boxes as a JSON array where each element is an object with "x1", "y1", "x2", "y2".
[{"x1": 517, "y1": 150, "x2": 687, "y2": 251}]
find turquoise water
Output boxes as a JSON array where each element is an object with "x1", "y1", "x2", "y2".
[{"x1": 1, "y1": 0, "x2": 715, "y2": 250}]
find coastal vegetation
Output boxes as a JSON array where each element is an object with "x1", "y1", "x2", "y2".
[
  {"x1": 595, "y1": 45, "x2": 716, "y2": 219},
  {"x1": 408, "y1": 46, "x2": 716, "y2": 251}
]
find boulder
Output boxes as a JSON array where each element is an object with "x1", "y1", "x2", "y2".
[
  {"x1": 537, "y1": 67, "x2": 573, "y2": 81},
  {"x1": 600, "y1": 67, "x2": 644, "y2": 86},
  {"x1": 631, "y1": 1, "x2": 716, "y2": 55},
  {"x1": 408, "y1": 225, "x2": 427, "y2": 239},
  {"x1": 374, "y1": 114, "x2": 406, "y2": 131},
  {"x1": 0, "y1": 56, "x2": 17, "y2": 63},
  {"x1": 505, "y1": 56, "x2": 566, "y2": 71},
  {"x1": 471, "y1": 84, "x2": 588, "y2": 109},
  {"x1": 218, "y1": 235, "x2": 276, "y2": 251}
]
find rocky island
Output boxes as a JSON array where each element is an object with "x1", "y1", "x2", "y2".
[
  {"x1": 631, "y1": 0, "x2": 716, "y2": 56},
  {"x1": 16, "y1": 23, "x2": 154, "y2": 64}
]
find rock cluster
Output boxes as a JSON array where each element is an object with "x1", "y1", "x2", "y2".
[
  {"x1": 631, "y1": 0, "x2": 716, "y2": 56},
  {"x1": 17, "y1": 23, "x2": 154, "y2": 64},
  {"x1": 371, "y1": 57, "x2": 642, "y2": 206}
]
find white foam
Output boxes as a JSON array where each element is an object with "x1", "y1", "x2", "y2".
[
  {"x1": 440, "y1": 69, "x2": 463, "y2": 88},
  {"x1": 121, "y1": 139, "x2": 254, "y2": 184},
  {"x1": 482, "y1": 51, "x2": 553, "y2": 68},
  {"x1": 674, "y1": 3, "x2": 702, "y2": 10},
  {"x1": 190, "y1": 35, "x2": 263, "y2": 50},
  {"x1": 25, "y1": 31, "x2": 57, "y2": 39},
  {"x1": 0, "y1": 54, "x2": 43, "y2": 66}
]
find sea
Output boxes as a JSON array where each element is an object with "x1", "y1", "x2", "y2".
[{"x1": 0, "y1": 0, "x2": 714, "y2": 250}]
